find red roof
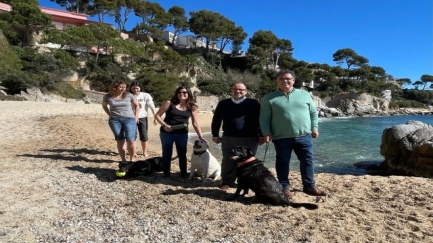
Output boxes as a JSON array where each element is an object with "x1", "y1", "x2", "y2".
[
  {"x1": 0, "y1": 3, "x2": 96, "y2": 25},
  {"x1": 0, "y1": 3, "x2": 11, "y2": 11},
  {"x1": 40, "y1": 6, "x2": 88, "y2": 21}
]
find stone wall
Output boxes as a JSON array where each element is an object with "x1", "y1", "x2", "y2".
[
  {"x1": 196, "y1": 95, "x2": 219, "y2": 113},
  {"x1": 84, "y1": 90, "x2": 106, "y2": 103},
  {"x1": 83, "y1": 90, "x2": 218, "y2": 113},
  {"x1": 18, "y1": 87, "x2": 85, "y2": 103}
]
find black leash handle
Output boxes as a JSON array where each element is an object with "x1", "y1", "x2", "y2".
[{"x1": 262, "y1": 142, "x2": 269, "y2": 164}]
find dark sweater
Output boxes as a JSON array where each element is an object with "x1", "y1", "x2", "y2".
[{"x1": 211, "y1": 98, "x2": 262, "y2": 138}]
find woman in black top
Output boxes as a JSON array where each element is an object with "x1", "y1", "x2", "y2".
[{"x1": 154, "y1": 86, "x2": 206, "y2": 178}]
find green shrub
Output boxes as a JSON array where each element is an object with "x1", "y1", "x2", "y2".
[
  {"x1": 135, "y1": 70, "x2": 191, "y2": 105},
  {"x1": 1, "y1": 72, "x2": 38, "y2": 94},
  {"x1": 53, "y1": 49, "x2": 79, "y2": 69},
  {"x1": 48, "y1": 81, "x2": 85, "y2": 99},
  {"x1": 390, "y1": 100, "x2": 427, "y2": 108},
  {"x1": 0, "y1": 29, "x2": 22, "y2": 78},
  {"x1": 86, "y1": 57, "x2": 128, "y2": 91}
]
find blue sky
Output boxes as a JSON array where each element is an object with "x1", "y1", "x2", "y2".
[{"x1": 39, "y1": 0, "x2": 432, "y2": 86}]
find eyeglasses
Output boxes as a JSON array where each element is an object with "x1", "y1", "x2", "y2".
[
  {"x1": 178, "y1": 91, "x2": 188, "y2": 95},
  {"x1": 278, "y1": 77, "x2": 294, "y2": 81},
  {"x1": 232, "y1": 89, "x2": 246, "y2": 92}
]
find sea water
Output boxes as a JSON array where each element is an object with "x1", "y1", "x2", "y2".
[{"x1": 188, "y1": 115, "x2": 432, "y2": 175}]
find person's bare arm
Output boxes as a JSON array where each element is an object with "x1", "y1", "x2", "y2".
[
  {"x1": 131, "y1": 99, "x2": 140, "y2": 123},
  {"x1": 151, "y1": 108, "x2": 157, "y2": 125},
  {"x1": 102, "y1": 101, "x2": 110, "y2": 116},
  {"x1": 155, "y1": 101, "x2": 172, "y2": 131}
]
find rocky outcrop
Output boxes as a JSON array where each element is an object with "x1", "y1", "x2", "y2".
[
  {"x1": 311, "y1": 92, "x2": 344, "y2": 117},
  {"x1": 381, "y1": 90, "x2": 392, "y2": 101},
  {"x1": 324, "y1": 91, "x2": 389, "y2": 116},
  {"x1": 317, "y1": 107, "x2": 345, "y2": 117},
  {"x1": 313, "y1": 91, "x2": 389, "y2": 117},
  {"x1": 16, "y1": 87, "x2": 90, "y2": 104},
  {"x1": 310, "y1": 93, "x2": 326, "y2": 109},
  {"x1": 380, "y1": 121, "x2": 433, "y2": 178},
  {"x1": 312, "y1": 91, "x2": 433, "y2": 118}
]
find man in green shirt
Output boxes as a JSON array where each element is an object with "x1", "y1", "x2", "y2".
[{"x1": 260, "y1": 70, "x2": 326, "y2": 197}]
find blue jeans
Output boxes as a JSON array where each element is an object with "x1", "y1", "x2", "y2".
[
  {"x1": 273, "y1": 135, "x2": 316, "y2": 190},
  {"x1": 160, "y1": 132, "x2": 188, "y2": 177},
  {"x1": 108, "y1": 117, "x2": 137, "y2": 141}
]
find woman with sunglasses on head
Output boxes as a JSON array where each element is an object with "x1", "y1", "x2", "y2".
[
  {"x1": 154, "y1": 86, "x2": 206, "y2": 179},
  {"x1": 102, "y1": 80, "x2": 140, "y2": 162}
]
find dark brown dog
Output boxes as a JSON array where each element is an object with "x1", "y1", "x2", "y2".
[
  {"x1": 116, "y1": 157, "x2": 163, "y2": 178},
  {"x1": 229, "y1": 146, "x2": 318, "y2": 210}
]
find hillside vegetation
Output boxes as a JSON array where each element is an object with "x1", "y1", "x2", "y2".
[
  {"x1": 0, "y1": 29, "x2": 21, "y2": 76},
  {"x1": 0, "y1": 0, "x2": 432, "y2": 107}
]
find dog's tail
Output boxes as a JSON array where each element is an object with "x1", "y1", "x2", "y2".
[{"x1": 287, "y1": 202, "x2": 319, "y2": 210}]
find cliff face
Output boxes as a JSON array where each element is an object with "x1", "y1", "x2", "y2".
[
  {"x1": 325, "y1": 91, "x2": 389, "y2": 113},
  {"x1": 317, "y1": 91, "x2": 390, "y2": 117},
  {"x1": 315, "y1": 91, "x2": 432, "y2": 117}
]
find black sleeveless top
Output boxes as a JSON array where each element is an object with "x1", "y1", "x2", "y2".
[{"x1": 160, "y1": 104, "x2": 191, "y2": 134}]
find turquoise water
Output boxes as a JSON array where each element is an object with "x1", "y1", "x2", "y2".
[{"x1": 189, "y1": 115, "x2": 433, "y2": 175}]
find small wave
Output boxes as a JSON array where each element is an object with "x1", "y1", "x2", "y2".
[{"x1": 319, "y1": 117, "x2": 354, "y2": 122}]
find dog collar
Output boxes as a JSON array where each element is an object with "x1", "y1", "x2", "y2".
[
  {"x1": 237, "y1": 157, "x2": 256, "y2": 167},
  {"x1": 193, "y1": 150, "x2": 206, "y2": 156}
]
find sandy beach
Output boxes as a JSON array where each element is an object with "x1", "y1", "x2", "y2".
[{"x1": 0, "y1": 101, "x2": 432, "y2": 242}]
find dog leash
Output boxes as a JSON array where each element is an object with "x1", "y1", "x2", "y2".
[{"x1": 263, "y1": 142, "x2": 269, "y2": 164}]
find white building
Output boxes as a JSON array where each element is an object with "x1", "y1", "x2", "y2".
[
  {"x1": 176, "y1": 35, "x2": 206, "y2": 48},
  {"x1": 162, "y1": 31, "x2": 176, "y2": 44},
  {"x1": 162, "y1": 31, "x2": 206, "y2": 48}
]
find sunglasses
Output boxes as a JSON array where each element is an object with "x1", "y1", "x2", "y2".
[{"x1": 178, "y1": 91, "x2": 188, "y2": 95}]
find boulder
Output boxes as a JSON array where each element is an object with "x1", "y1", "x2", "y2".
[
  {"x1": 380, "y1": 120, "x2": 433, "y2": 177},
  {"x1": 19, "y1": 87, "x2": 65, "y2": 102},
  {"x1": 318, "y1": 107, "x2": 344, "y2": 117}
]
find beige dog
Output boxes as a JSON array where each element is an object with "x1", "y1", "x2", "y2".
[{"x1": 188, "y1": 139, "x2": 221, "y2": 183}]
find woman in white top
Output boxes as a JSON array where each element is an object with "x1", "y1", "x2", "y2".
[{"x1": 129, "y1": 81, "x2": 157, "y2": 157}]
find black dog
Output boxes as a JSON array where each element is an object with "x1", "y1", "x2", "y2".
[
  {"x1": 116, "y1": 157, "x2": 163, "y2": 178},
  {"x1": 229, "y1": 146, "x2": 318, "y2": 210}
]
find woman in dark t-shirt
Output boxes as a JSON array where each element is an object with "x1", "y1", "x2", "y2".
[{"x1": 154, "y1": 86, "x2": 207, "y2": 178}]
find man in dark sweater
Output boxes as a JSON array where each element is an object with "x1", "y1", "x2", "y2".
[{"x1": 211, "y1": 82, "x2": 264, "y2": 190}]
